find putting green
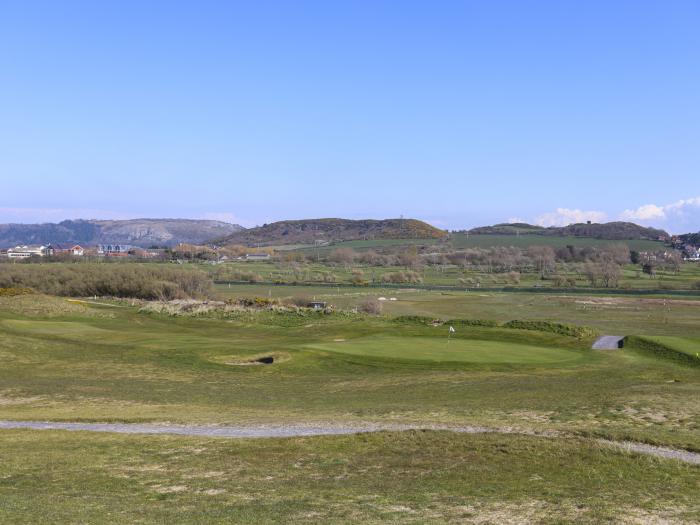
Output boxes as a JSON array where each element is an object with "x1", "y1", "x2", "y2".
[{"x1": 306, "y1": 335, "x2": 587, "y2": 365}]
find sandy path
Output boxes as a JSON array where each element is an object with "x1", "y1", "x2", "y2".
[{"x1": 1, "y1": 420, "x2": 698, "y2": 465}]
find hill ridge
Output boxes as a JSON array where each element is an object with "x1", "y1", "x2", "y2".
[
  {"x1": 0, "y1": 218, "x2": 243, "y2": 248},
  {"x1": 214, "y1": 218, "x2": 447, "y2": 247},
  {"x1": 465, "y1": 221, "x2": 669, "y2": 241}
]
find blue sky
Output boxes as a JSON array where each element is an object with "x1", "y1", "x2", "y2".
[{"x1": 1, "y1": 1, "x2": 699, "y2": 232}]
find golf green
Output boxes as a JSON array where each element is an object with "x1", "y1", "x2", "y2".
[{"x1": 306, "y1": 335, "x2": 588, "y2": 365}]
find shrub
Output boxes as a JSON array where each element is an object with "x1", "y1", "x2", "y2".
[
  {"x1": 503, "y1": 320, "x2": 598, "y2": 338},
  {"x1": 0, "y1": 263, "x2": 212, "y2": 299},
  {"x1": 447, "y1": 318, "x2": 499, "y2": 328},
  {"x1": 286, "y1": 295, "x2": 312, "y2": 307},
  {"x1": 237, "y1": 297, "x2": 280, "y2": 308},
  {"x1": 358, "y1": 299, "x2": 382, "y2": 315},
  {"x1": 0, "y1": 287, "x2": 34, "y2": 297},
  {"x1": 392, "y1": 315, "x2": 436, "y2": 325},
  {"x1": 381, "y1": 271, "x2": 422, "y2": 284}
]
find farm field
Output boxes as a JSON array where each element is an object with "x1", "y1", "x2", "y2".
[
  {"x1": 207, "y1": 259, "x2": 700, "y2": 291},
  {"x1": 267, "y1": 233, "x2": 666, "y2": 253},
  {"x1": 0, "y1": 292, "x2": 698, "y2": 522},
  {"x1": 449, "y1": 233, "x2": 666, "y2": 251}
]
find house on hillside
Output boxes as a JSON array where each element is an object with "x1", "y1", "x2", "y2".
[
  {"x1": 7, "y1": 245, "x2": 46, "y2": 259},
  {"x1": 97, "y1": 244, "x2": 133, "y2": 257},
  {"x1": 46, "y1": 244, "x2": 85, "y2": 256},
  {"x1": 245, "y1": 253, "x2": 271, "y2": 261},
  {"x1": 683, "y1": 246, "x2": 700, "y2": 261}
]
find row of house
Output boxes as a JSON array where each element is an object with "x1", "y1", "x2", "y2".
[
  {"x1": 1, "y1": 244, "x2": 134, "y2": 259},
  {"x1": 1, "y1": 244, "x2": 273, "y2": 262}
]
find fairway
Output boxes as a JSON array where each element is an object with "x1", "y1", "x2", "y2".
[{"x1": 306, "y1": 335, "x2": 588, "y2": 365}]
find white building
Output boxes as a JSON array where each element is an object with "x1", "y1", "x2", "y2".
[
  {"x1": 7, "y1": 245, "x2": 46, "y2": 259},
  {"x1": 245, "y1": 253, "x2": 271, "y2": 261}
]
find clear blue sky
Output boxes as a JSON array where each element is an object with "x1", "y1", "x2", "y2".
[{"x1": 1, "y1": 1, "x2": 699, "y2": 232}]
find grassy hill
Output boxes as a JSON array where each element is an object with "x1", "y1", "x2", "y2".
[
  {"x1": 466, "y1": 221, "x2": 669, "y2": 241},
  {"x1": 678, "y1": 232, "x2": 700, "y2": 245},
  {"x1": 450, "y1": 233, "x2": 665, "y2": 251},
  {"x1": 214, "y1": 218, "x2": 447, "y2": 247}
]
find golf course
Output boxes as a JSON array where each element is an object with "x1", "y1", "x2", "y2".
[{"x1": 0, "y1": 287, "x2": 698, "y2": 523}]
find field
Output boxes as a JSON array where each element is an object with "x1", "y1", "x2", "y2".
[
  {"x1": 273, "y1": 233, "x2": 666, "y2": 253},
  {"x1": 0, "y1": 290, "x2": 698, "y2": 522},
  {"x1": 450, "y1": 233, "x2": 665, "y2": 251},
  {"x1": 209, "y1": 259, "x2": 700, "y2": 291}
]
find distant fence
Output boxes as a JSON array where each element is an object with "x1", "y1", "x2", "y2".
[{"x1": 213, "y1": 280, "x2": 700, "y2": 297}]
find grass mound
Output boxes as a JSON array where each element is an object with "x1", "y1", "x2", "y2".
[
  {"x1": 628, "y1": 336, "x2": 700, "y2": 367},
  {"x1": 0, "y1": 294, "x2": 108, "y2": 318}
]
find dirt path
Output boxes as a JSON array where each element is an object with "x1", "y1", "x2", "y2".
[{"x1": 1, "y1": 420, "x2": 698, "y2": 465}]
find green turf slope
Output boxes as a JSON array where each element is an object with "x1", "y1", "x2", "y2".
[{"x1": 306, "y1": 335, "x2": 588, "y2": 365}]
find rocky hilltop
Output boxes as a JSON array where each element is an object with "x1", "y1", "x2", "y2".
[{"x1": 0, "y1": 219, "x2": 243, "y2": 248}]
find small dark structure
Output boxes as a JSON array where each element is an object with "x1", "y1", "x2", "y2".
[
  {"x1": 307, "y1": 301, "x2": 327, "y2": 310},
  {"x1": 592, "y1": 336, "x2": 625, "y2": 350}
]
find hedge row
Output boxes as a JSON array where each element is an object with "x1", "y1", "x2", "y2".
[
  {"x1": 626, "y1": 336, "x2": 700, "y2": 368},
  {"x1": 392, "y1": 315, "x2": 597, "y2": 338}
]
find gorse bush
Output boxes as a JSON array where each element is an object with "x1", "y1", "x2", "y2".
[
  {"x1": 447, "y1": 318, "x2": 500, "y2": 328},
  {"x1": 358, "y1": 299, "x2": 383, "y2": 315},
  {"x1": 0, "y1": 287, "x2": 34, "y2": 297},
  {"x1": 392, "y1": 315, "x2": 596, "y2": 337},
  {"x1": 0, "y1": 264, "x2": 212, "y2": 299},
  {"x1": 381, "y1": 271, "x2": 423, "y2": 284}
]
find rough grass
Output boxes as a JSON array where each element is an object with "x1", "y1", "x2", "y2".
[{"x1": 0, "y1": 430, "x2": 697, "y2": 524}]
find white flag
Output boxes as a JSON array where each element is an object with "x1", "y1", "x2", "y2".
[{"x1": 449, "y1": 326, "x2": 455, "y2": 333}]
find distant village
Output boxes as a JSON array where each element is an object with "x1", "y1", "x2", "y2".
[
  {"x1": 1, "y1": 237, "x2": 698, "y2": 264},
  {"x1": 671, "y1": 238, "x2": 700, "y2": 261},
  {"x1": 0, "y1": 243, "x2": 272, "y2": 262}
]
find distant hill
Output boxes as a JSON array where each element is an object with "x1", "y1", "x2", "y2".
[
  {"x1": 214, "y1": 218, "x2": 447, "y2": 247},
  {"x1": 677, "y1": 232, "x2": 700, "y2": 245},
  {"x1": 0, "y1": 219, "x2": 243, "y2": 248},
  {"x1": 466, "y1": 221, "x2": 669, "y2": 241}
]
